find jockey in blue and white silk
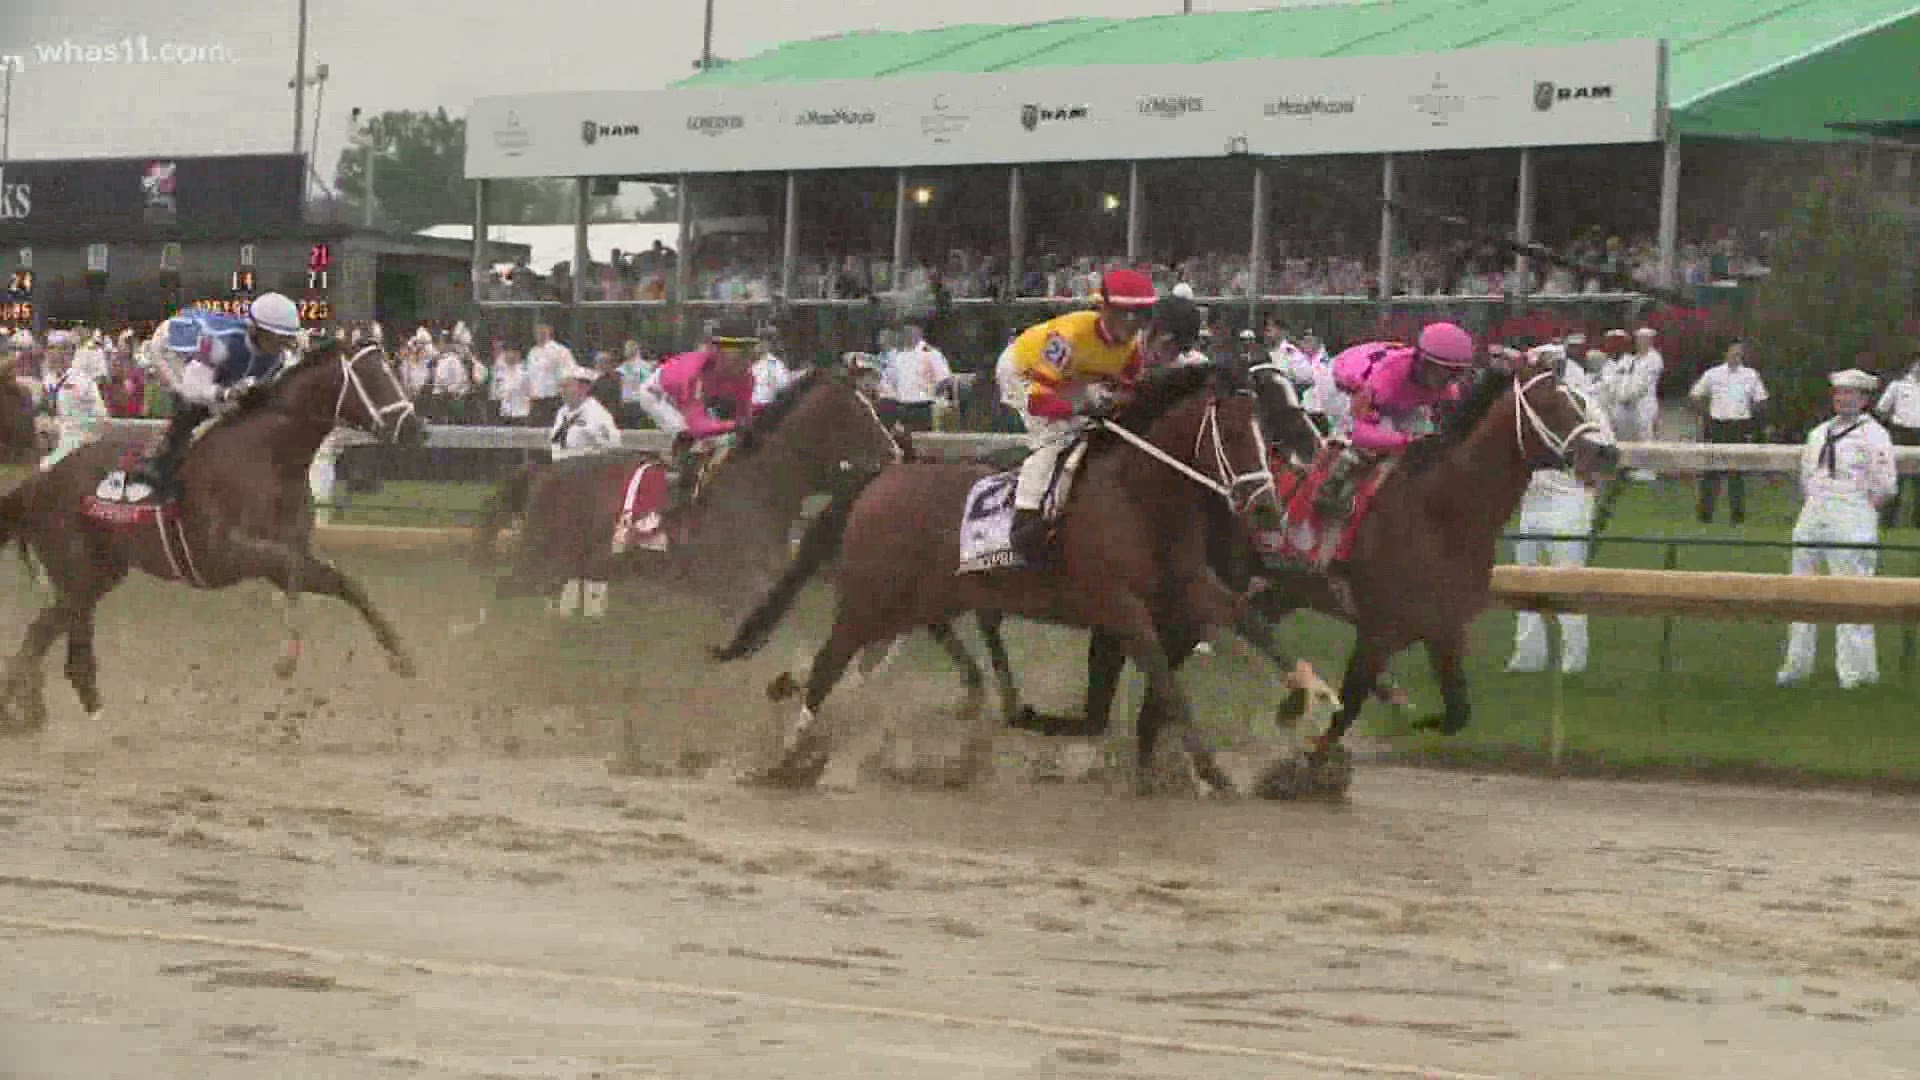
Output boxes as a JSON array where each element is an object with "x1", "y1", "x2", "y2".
[{"x1": 128, "y1": 292, "x2": 303, "y2": 501}]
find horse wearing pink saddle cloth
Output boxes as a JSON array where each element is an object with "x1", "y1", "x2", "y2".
[{"x1": 1332, "y1": 322, "x2": 1478, "y2": 453}]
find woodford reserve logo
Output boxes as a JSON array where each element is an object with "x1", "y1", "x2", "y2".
[
  {"x1": 794, "y1": 107, "x2": 877, "y2": 127},
  {"x1": 1137, "y1": 95, "x2": 1203, "y2": 119},
  {"x1": 687, "y1": 114, "x2": 745, "y2": 137},
  {"x1": 0, "y1": 168, "x2": 31, "y2": 221}
]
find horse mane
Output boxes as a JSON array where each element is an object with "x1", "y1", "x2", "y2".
[
  {"x1": 1111, "y1": 361, "x2": 1229, "y2": 432},
  {"x1": 732, "y1": 366, "x2": 824, "y2": 454},
  {"x1": 1401, "y1": 369, "x2": 1511, "y2": 477}
]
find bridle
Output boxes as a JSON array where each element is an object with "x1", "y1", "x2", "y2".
[
  {"x1": 332, "y1": 343, "x2": 417, "y2": 441},
  {"x1": 1095, "y1": 392, "x2": 1275, "y2": 515},
  {"x1": 1246, "y1": 360, "x2": 1329, "y2": 461},
  {"x1": 1511, "y1": 369, "x2": 1608, "y2": 467}
]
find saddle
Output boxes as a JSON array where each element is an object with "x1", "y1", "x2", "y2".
[
  {"x1": 956, "y1": 433, "x2": 1090, "y2": 575},
  {"x1": 1253, "y1": 443, "x2": 1393, "y2": 575}
]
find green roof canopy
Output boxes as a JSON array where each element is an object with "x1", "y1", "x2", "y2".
[{"x1": 678, "y1": 0, "x2": 1920, "y2": 143}]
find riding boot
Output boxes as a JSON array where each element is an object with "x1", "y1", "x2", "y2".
[
  {"x1": 133, "y1": 404, "x2": 210, "y2": 499},
  {"x1": 1010, "y1": 508, "x2": 1051, "y2": 565}
]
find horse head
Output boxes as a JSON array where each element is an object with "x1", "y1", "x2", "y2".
[
  {"x1": 733, "y1": 355, "x2": 901, "y2": 486},
  {"x1": 270, "y1": 335, "x2": 428, "y2": 446},
  {"x1": 1109, "y1": 361, "x2": 1275, "y2": 517},
  {"x1": 1507, "y1": 352, "x2": 1619, "y2": 487},
  {"x1": 0, "y1": 374, "x2": 37, "y2": 465},
  {"x1": 1244, "y1": 358, "x2": 1326, "y2": 469}
]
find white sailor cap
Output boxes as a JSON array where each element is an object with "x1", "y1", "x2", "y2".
[{"x1": 1830, "y1": 368, "x2": 1879, "y2": 392}]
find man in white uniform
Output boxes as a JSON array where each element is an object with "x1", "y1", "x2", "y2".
[
  {"x1": 525, "y1": 322, "x2": 574, "y2": 429},
  {"x1": 548, "y1": 366, "x2": 622, "y2": 619},
  {"x1": 1606, "y1": 328, "x2": 1664, "y2": 480},
  {"x1": 39, "y1": 331, "x2": 108, "y2": 469},
  {"x1": 1506, "y1": 345, "x2": 1608, "y2": 674},
  {"x1": 878, "y1": 323, "x2": 951, "y2": 433},
  {"x1": 1688, "y1": 341, "x2": 1769, "y2": 524},
  {"x1": 1778, "y1": 368, "x2": 1898, "y2": 690},
  {"x1": 1874, "y1": 353, "x2": 1920, "y2": 529}
]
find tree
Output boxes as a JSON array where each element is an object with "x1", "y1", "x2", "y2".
[
  {"x1": 331, "y1": 109, "x2": 598, "y2": 230},
  {"x1": 1748, "y1": 165, "x2": 1913, "y2": 438},
  {"x1": 634, "y1": 185, "x2": 679, "y2": 223}
]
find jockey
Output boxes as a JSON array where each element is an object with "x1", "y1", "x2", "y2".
[
  {"x1": 1004, "y1": 267, "x2": 1159, "y2": 561},
  {"x1": 1317, "y1": 321, "x2": 1478, "y2": 511},
  {"x1": 38, "y1": 331, "x2": 108, "y2": 470},
  {"x1": 130, "y1": 292, "x2": 304, "y2": 499},
  {"x1": 635, "y1": 317, "x2": 760, "y2": 501}
]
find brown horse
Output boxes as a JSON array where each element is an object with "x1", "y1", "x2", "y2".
[
  {"x1": 469, "y1": 359, "x2": 900, "y2": 619},
  {"x1": 713, "y1": 361, "x2": 1277, "y2": 796},
  {"x1": 1249, "y1": 358, "x2": 1618, "y2": 797},
  {"x1": 0, "y1": 374, "x2": 39, "y2": 466},
  {"x1": 0, "y1": 337, "x2": 426, "y2": 732}
]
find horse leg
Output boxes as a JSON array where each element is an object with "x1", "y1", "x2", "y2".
[
  {"x1": 925, "y1": 620, "x2": 994, "y2": 787},
  {"x1": 758, "y1": 617, "x2": 870, "y2": 788},
  {"x1": 274, "y1": 547, "x2": 305, "y2": 679},
  {"x1": 229, "y1": 534, "x2": 417, "y2": 679},
  {"x1": 2, "y1": 606, "x2": 67, "y2": 733},
  {"x1": 1408, "y1": 630, "x2": 1471, "y2": 736},
  {"x1": 973, "y1": 611, "x2": 1023, "y2": 726},
  {"x1": 1005, "y1": 628, "x2": 1122, "y2": 738},
  {"x1": 1103, "y1": 601, "x2": 1231, "y2": 798}
]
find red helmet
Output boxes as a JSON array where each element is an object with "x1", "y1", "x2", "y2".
[{"x1": 1097, "y1": 268, "x2": 1158, "y2": 310}]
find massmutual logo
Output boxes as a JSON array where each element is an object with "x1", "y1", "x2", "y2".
[
  {"x1": 1136, "y1": 95, "x2": 1203, "y2": 119},
  {"x1": 0, "y1": 168, "x2": 31, "y2": 221},
  {"x1": 1265, "y1": 96, "x2": 1356, "y2": 119},
  {"x1": 1020, "y1": 103, "x2": 1089, "y2": 132},
  {"x1": 491, "y1": 110, "x2": 533, "y2": 157},
  {"x1": 794, "y1": 107, "x2": 878, "y2": 127},
  {"x1": 686, "y1": 114, "x2": 745, "y2": 137},
  {"x1": 579, "y1": 120, "x2": 641, "y2": 146},
  {"x1": 1533, "y1": 81, "x2": 1614, "y2": 111}
]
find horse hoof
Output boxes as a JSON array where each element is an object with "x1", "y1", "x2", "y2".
[
  {"x1": 764, "y1": 672, "x2": 801, "y2": 702},
  {"x1": 1254, "y1": 755, "x2": 1311, "y2": 800},
  {"x1": 390, "y1": 654, "x2": 419, "y2": 680},
  {"x1": 1310, "y1": 746, "x2": 1355, "y2": 797}
]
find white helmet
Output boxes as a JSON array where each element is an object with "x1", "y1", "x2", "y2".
[{"x1": 247, "y1": 292, "x2": 302, "y2": 337}]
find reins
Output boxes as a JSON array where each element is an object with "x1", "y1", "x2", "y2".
[{"x1": 1095, "y1": 395, "x2": 1275, "y2": 513}]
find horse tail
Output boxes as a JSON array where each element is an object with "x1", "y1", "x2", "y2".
[
  {"x1": 471, "y1": 461, "x2": 535, "y2": 565},
  {"x1": 710, "y1": 467, "x2": 882, "y2": 663}
]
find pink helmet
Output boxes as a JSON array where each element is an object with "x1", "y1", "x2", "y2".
[{"x1": 1416, "y1": 321, "x2": 1476, "y2": 368}]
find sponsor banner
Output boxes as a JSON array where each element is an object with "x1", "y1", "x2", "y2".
[{"x1": 464, "y1": 39, "x2": 1661, "y2": 179}]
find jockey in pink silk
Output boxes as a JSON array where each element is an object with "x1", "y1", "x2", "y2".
[
  {"x1": 1334, "y1": 321, "x2": 1478, "y2": 452},
  {"x1": 636, "y1": 317, "x2": 760, "y2": 449}
]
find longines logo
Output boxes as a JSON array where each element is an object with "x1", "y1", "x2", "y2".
[
  {"x1": 580, "y1": 120, "x2": 641, "y2": 146},
  {"x1": 1533, "y1": 81, "x2": 1614, "y2": 111},
  {"x1": 920, "y1": 93, "x2": 970, "y2": 143},
  {"x1": 1265, "y1": 96, "x2": 1356, "y2": 118},
  {"x1": 491, "y1": 111, "x2": 532, "y2": 157},
  {"x1": 1020, "y1": 103, "x2": 1089, "y2": 131},
  {"x1": 1137, "y1": 95, "x2": 1203, "y2": 119},
  {"x1": 0, "y1": 168, "x2": 31, "y2": 221},
  {"x1": 794, "y1": 107, "x2": 877, "y2": 127},
  {"x1": 687, "y1": 114, "x2": 745, "y2": 136}
]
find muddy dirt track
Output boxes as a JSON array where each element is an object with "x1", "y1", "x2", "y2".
[{"x1": 3, "y1": 566, "x2": 1920, "y2": 1079}]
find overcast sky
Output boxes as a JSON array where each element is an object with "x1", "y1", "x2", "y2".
[{"x1": 0, "y1": 0, "x2": 1284, "y2": 190}]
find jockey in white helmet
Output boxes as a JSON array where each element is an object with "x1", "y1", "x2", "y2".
[{"x1": 129, "y1": 292, "x2": 304, "y2": 500}]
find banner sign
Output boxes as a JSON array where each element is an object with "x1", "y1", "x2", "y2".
[
  {"x1": 465, "y1": 39, "x2": 1663, "y2": 179},
  {"x1": 0, "y1": 154, "x2": 305, "y2": 239}
]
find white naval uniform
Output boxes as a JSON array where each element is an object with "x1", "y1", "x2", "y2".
[
  {"x1": 309, "y1": 429, "x2": 347, "y2": 525},
  {"x1": 1779, "y1": 413, "x2": 1898, "y2": 688},
  {"x1": 1507, "y1": 363, "x2": 1602, "y2": 673},
  {"x1": 40, "y1": 369, "x2": 108, "y2": 470},
  {"x1": 546, "y1": 393, "x2": 622, "y2": 619}
]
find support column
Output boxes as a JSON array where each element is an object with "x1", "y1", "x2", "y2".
[
  {"x1": 1657, "y1": 135, "x2": 1682, "y2": 292},
  {"x1": 892, "y1": 169, "x2": 910, "y2": 288},
  {"x1": 1377, "y1": 154, "x2": 1397, "y2": 302},
  {"x1": 470, "y1": 179, "x2": 489, "y2": 306},
  {"x1": 1126, "y1": 162, "x2": 1144, "y2": 262},
  {"x1": 1008, "y1": 165, "x2": 1025, "y2": 301},
  {"x1": 571, "y1": 177, "x2": 590, "y2": 342},
  {"x1": 781, "y1": 171, "x2": 800, "y2": 301},
  {"x1": 674, "y1": 173, "x2": 693, "y2": 339},
  {"x1": 1248, "y1": 163, "x2": 1268, "y2": 321},
  {"x1": 1514, "y1": 148, "x2": 1535, "y2": 299}
]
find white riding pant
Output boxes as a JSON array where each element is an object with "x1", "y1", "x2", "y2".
[
  {"x1": 1508, "y1": 486, "x2": 1595, "y2": 673},
  {"x1": 1013, "y1": 412, "x2": 1083, "y2": 513},
  {"x1": 176, "y1": 359, "x2": 224, "y2": 410},
  {"x1": 1781, "y1": 496, "x2": 1880, "y2": 687},
  {"x1": 634, "y1": 375, "x2": 688, "y2": 437}
]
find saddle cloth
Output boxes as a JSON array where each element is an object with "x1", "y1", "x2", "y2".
[
  {"x1": 1251, "y1": 443, "x2": 1392, "y2": 573},
  {"x1": 610, "y1": 461, "x2": 672, "y2": 555},
  {"x1": 84, "y1": 449, "x2": 171, "y2": 527},
  {"x1": 955, "y1": 436, "x2": 1089, "y2": 575}
]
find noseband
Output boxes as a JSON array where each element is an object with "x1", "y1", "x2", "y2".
[
  {"x1": 333, "y1": 344, "x2": 417, "y2": 440},
  {"x1": 1512, "y1": 370, "x2": 1608, "y2": 467}
]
